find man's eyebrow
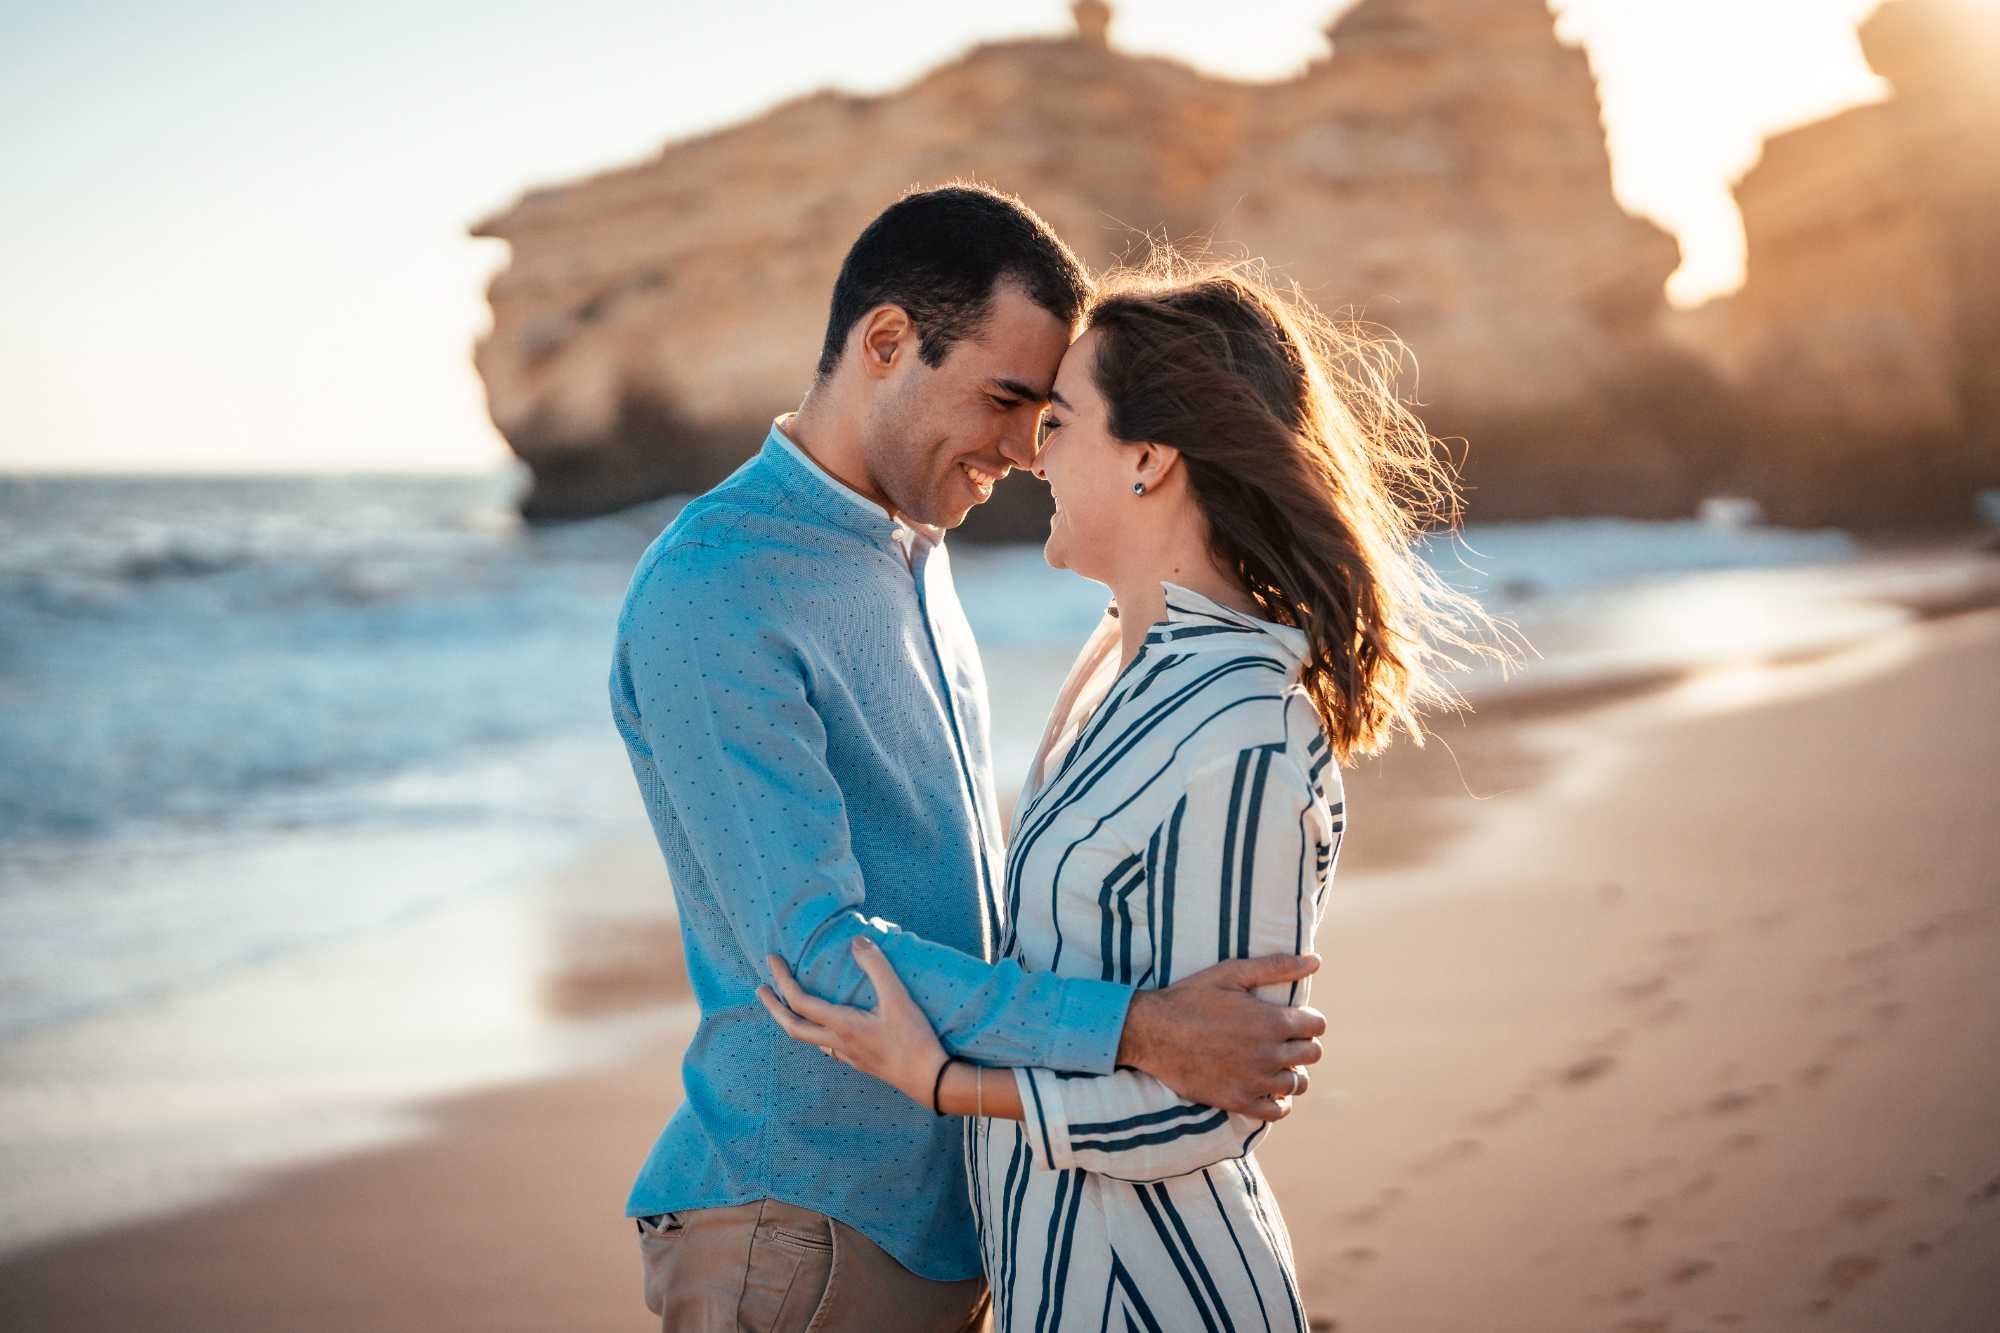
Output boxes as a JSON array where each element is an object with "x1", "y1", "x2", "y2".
[{"x1": 989, "y1": 377, "x2": 1052, "y2": 403}]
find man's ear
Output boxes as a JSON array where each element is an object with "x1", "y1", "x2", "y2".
[
  {"x1": 857, "y1": 305, "x2": 915, "y2": 382},
  {"x1": 1133, "y1": 440, "x2": 1184, "y2": 491}
]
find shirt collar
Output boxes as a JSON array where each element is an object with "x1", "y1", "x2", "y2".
[
  {"x1": 760, "y1": 416, "x2": 942, "y2": 559},
  {"x1": 1147, "y1": 580, "x2": 1312, "y2": 665}
]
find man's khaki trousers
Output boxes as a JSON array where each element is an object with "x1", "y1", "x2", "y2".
[{"x1": 636, "y1": 1197, "x2": 991, "y2": 1332}]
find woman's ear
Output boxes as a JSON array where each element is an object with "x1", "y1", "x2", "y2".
[
  {"x1": 858, "y1": 305, "x2": 913, "y2": 381},
  {"x1": 1134, "y1": 441, "x2": 1183, "y2": 491}
]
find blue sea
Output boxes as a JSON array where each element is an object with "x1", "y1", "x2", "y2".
[{"x1": 0, "y1": 470, "x2": 1874, "y2": 1039}]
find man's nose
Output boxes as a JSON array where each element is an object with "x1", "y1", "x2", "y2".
[{"x1": 996, "y1": 415, "x2": 1040, "y2": 471}]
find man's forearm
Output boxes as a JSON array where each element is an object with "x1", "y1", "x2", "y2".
[
  {"x1": 797, "y1": 917, "x2": 1134, "y2": 1073},
  {"x1": 1114, "y1": 987, "x2": 1164, "y2": 1072}
]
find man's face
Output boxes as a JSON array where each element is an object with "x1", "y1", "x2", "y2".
[{"x1": 860, "y1": 280, "x2": 1074, "y2": 529}]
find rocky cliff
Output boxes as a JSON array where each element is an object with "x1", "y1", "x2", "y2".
[
  {"x1": 471, "y1": 0, "x2": 1722, "y2": 532},
  {"x1": 1685, "y1": 0, "x2": 2000, "y2": 525}
]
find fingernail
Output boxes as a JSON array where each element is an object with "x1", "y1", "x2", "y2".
[{"x1": 854, "y1": 936, "x2": 875, "y2": 951}]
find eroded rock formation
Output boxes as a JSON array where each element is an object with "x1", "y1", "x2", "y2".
[
  {"x1": 1686, "y1": 0, "x2": 2000, "y2": 525},
  {"x1": 468, "y1": 0, "x2": 1910, "y2": 531}
]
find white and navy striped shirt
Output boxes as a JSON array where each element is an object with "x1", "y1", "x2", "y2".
[{"x1": 970, "y1": 582, "x2": 1345, "y2": 1333}]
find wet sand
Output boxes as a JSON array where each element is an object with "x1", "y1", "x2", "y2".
[{"x1": 3, "y1": 598, "x2": 1998, "y2": 1330}]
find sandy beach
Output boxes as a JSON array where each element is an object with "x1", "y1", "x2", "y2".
[{"x1": 3, "y1": 585, "x2": 1997, "y2": 1331}]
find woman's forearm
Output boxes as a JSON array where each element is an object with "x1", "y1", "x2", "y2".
[{"x1": 937, "y1": 1062, "x2": 1025, "y2": 1120}]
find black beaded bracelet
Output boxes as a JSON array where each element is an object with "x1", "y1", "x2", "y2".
[{"x1": 930, "y1": 1058, "x2": 955, "y2": 1116}]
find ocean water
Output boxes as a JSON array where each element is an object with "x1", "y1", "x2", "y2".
[{"x1": 0, "y1": 471, "x2": 1874, "y2": 1043}]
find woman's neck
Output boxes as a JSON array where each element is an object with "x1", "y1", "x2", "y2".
[{"x1": 1109, "y1": 558, "x2": 1258, "y2": 667}]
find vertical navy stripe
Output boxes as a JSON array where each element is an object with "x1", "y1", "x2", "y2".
[
  {"x1": 1159, "y1": 797, "x2": 1186, "y2": 987},
  {"x1": 1131, "y1": 1183, "x2": 1222, "y2": 1333},
  {"x1": 1032, "y1": 1170, "x2": 1073, "y2": 1333},
  {"x1": 1095, "y1": 852, "x2": 1143, "y2": 982},
  {"x1": 1152, "y1": 1184, "x2": 1231, "y2": 1325},
  {"x1": 1203, "y1": 1167, "x2": 1273, "y2": 1333},
  {"x1": 1237, "y1": 746, "x2": 1276, "y2": 957},
  {"x1": 1236, "y1": 1160, "x2": 1307, "y2": 1333},
  {"x1": 1215, "y1": 751, "x2": 1250, "y2": 960}
]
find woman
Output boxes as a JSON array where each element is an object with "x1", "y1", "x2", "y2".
[{"x1": 757, "y1": 258, "x2": 1491, "y2": 1331}]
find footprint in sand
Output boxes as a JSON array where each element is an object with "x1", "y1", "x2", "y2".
[
  {"x1": 1967, "y1": 1173, "x2": 2000, "y2": 1209},
  {"x1": 1612, "y1": 971, "x2": 1673, "y2": 1005},
  {"x1": 1612, "y1": 1209, "x2": 1653, "y2": 1241},
  {"x1": 1337, "y1": 1185, "x2": 1406, "y2": 1227},
  {"x1": 1561, "y1": 1052, "x2": 1619, "y2": 1087},
  {"x1": 1667, "y1": 1082, "x2": 1777, "y2": 1124},
  {"x1": 1405, "y1": 1136, "x2": 1481, "y2": 1178},
  {"x1": 1806, "y1": 1252, "x2": 1881, "y2": 1314},
  {"x1": 1746, "y1": 906, "x2": 1794, "y2": 935},
  {"x1": 1672, "y1": 1171, "x2": 1717, "y2": 1204},
  {"x1": 1639, "y1": 997, "x2": 1686, "y2": 1027},
  {"x1": 1833, "y1": 1194, "x2": 1894, "y2": 1226},
  {"x1": 1464, "y1": 1087, "x2": 1537, "y2": 1131},
  {"x1": 1842, "y1": 940, "x2": 1898, "y2": 969},
  {"x1": 1655, "y1": 930, "x2": 1712, "y2": 972},
  {"x1": 1705, "y1": 1083, "x2": 1779, "y2": 1116},
  {"x1": 1614, "y1": 1153, "x2": 1682, "y2": 1186},
  {"x1": 1666, "y1": 1257, "x2": 1715, "y2": 1284},
  {"x1": 1904, "y1": 902, "x2": 1996, "y2": 951},
  {"x1": 1717, "y1": 1130, "x2": 1762, "y2": 1154},
  {"x1": 1908, "y1": 1222, "x2": 1961, "y2": 1258}
]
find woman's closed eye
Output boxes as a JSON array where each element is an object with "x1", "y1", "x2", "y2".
[{"x1": 1038, "y1": 414, "x2": 1064, "y2": 446}]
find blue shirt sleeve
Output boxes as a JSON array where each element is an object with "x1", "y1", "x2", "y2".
[{"x1": 615, "y1": 538, "x2": 1133, "y2": 1074}]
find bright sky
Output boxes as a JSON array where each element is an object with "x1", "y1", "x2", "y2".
[{"x1": 0, "y1": 0, "x2": 1888, "y2": 474}]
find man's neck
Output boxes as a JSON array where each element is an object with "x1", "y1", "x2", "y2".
[{"x1": 780, "y1": 399, "x2": 896, "y2": 520}]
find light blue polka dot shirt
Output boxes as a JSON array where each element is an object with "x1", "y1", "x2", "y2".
[{"x1": 610, "y1": 421, "x2": 1135, "y2": 1281}]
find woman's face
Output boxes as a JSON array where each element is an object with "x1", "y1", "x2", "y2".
[{"x1": 1035, "y1": 328, "x2": 1138, "y2": 582}]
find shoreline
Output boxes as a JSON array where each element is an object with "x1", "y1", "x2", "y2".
[{"x1": 4, "y1": 562, "x2": 1998, "y2": 1328}]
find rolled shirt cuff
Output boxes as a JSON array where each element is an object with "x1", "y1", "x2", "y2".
[
  {"x1": 1042, "y1": 976, "x2": 1134, "y2": 1075},
  {"x1": 1014, "y1": 1067, "x2": 1072, "y2": 1171}
]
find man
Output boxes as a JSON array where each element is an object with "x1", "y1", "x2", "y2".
[{"x1": 609, "y1": 183, "x2": 1325, "y2": 1332}]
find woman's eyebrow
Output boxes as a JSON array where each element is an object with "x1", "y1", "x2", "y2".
[{"x1": 1046, "y1": 388, "x2": 1073, "y2": 412}]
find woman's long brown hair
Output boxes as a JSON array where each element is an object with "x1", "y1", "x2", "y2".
[{"x1": 1085, "y1": 252, "x2": 1509, "y2": 762}]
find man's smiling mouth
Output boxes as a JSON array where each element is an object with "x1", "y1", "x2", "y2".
[{"x1": 959, "y1": 460, "x2": 1005, "y2": 496}]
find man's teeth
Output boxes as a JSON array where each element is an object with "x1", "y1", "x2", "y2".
[{"x1": 960, "y1": 462, "x2": 1000, "y2": 489}]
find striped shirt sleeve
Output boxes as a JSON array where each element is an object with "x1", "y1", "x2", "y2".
[{"x1": 1012, "y1": 746, "x2": 1334, "y2": 1180}]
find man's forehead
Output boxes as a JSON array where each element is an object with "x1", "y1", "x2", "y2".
[{"x1": 962, "y1": 281, "x2": 1073, "y2": 385}]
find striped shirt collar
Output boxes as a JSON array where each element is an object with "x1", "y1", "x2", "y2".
[
  {"x1": 1148, "y1": 580, "x2": 1311, "y2": 665},
  {"x1": 760, "y1": 416, "x2": 941, "y2": 561}
]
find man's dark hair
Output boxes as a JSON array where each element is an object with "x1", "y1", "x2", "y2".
[{"x1": 815, "y1": 183, "x2": 1092, "y2": 379}]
